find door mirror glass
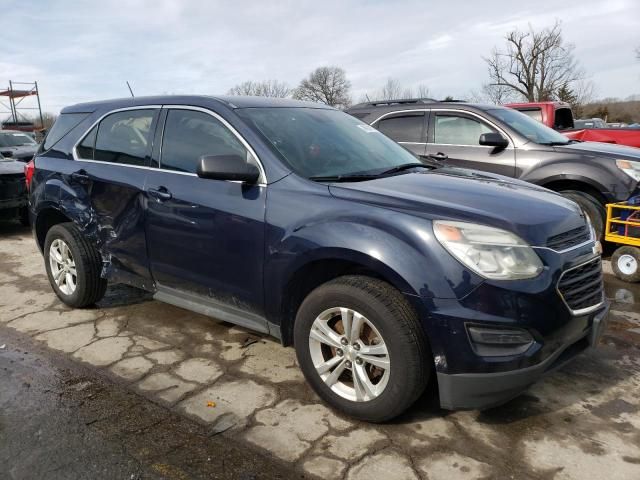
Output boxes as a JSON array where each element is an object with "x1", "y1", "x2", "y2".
[
  {"x1": 479, "y1": 132, "x2": 509, "y2": 149},
  {"x1": 197, "y1": 155, "x2": 260, "y2": 183}
]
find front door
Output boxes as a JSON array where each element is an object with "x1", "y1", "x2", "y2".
[
  {"x1": 144, "y1": 107, "x2": 267, "y2": 326},
  {"x1": 425, "y1": 111, "x2": 516, "y2": 177}
]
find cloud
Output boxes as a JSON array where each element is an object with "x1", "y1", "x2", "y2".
[{"x1": 1, "y1": 0, "x2": 638, "y2": 113}]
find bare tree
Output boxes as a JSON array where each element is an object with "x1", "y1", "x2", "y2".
[
  {"x1": 484, "y1": 21, "x2": 582, "y2": 102},
  {"x1": 467, "y1": 83, "x2": 518, "y2": 104},
  {"x1": 227, "y1": 79, "x2": 291, "y2": 98},
  {"x1": 365, "y1": 78, "x2": 431, "y2": 101},
  {"x1": 415, "y1": 84, "x2": 431, "y2": 99},
  {"x1": 293, "y1": 66, "x2": 351, "y2": 108}
]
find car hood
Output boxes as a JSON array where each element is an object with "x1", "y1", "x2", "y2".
[
  {"x1": 0, "y1": 144, "x2": 37, "y2": 161},
  {"x1": 328, "y1": 167, "x2": 586, "y2": 247},
  {"x1": 0, "y1": 158, "x2": 26, "y2": 175},
  {"x1": 555, "y1": 141, "x2": 640, "y2": 160}
]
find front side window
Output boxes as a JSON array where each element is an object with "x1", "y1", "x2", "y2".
[
  {"x1": 160, "y1": 109, "x2": 250, "y2": 174},
  {"x1": 237, "y1": 107, "x2": 418, "y2": 179},
  {"x1": 376, "y1": 114, "x2": 424, "y2": 143},
  {"x1": 93, "y1": 109, "x2": 155, "y2": 166},
  {"x1": 487, "y1": 108, "x2": 570, "y2": 145},
  {"x1": 434, "y1": 115, "x2": 495, "y2": 146}
]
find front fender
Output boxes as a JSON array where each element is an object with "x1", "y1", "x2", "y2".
[
  {"x1": 521, "y1": 158, "x2": 632, "y2": 201},
  {"x1": 263, "y1": 209, "x2": 484, "y2": 325}
]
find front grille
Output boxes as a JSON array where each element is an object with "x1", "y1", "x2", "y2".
[
  {"x1": 547, "y1": 225, "x2": 591, "y2": 251},
  {"x1": 557, "y1": 258, "x2": 604, "y2": 312}
]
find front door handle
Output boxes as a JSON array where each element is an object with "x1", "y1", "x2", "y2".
[
  {"x1": 147, "y1": 186, "x2": 172, "y2": 201},
  {"x1": 427, "y1": 152, "x2": 448, "y2": 161},
  {"x1": 70, "y1": 170, "x2": 90, "y2": 184}
]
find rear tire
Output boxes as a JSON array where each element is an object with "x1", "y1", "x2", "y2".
[
  {"x1": 612, "y1": 246, "x2": 640, "y2": 283},
  {"x1": 293, "y1": 275, "x2": 430, "y2": 422},
  {"x1": 560, "y1": 190, "x2": 605, "y2": 240},
  {"x1": 44, "y1": 222, "x2": 107, "y2": 308}
]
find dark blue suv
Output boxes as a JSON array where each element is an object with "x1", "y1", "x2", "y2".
[{"x1": 27, "y1": 96, "x2": 609, "y2": 422}]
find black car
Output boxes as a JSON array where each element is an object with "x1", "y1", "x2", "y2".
[
  {"x1": 0, "y1": 129, "x2": 39, "y2": 162},
  {"x1": 28, "y1": 95, "x2": 608, "y2": 421},
  {"x1": 0, "y1": 153, "x2": 29, "y2": 225},
  {"x1": 347, "y1": 99, "x2": 640, "y2": 237}
]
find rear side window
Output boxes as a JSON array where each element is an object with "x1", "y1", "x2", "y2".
[
  {"x1": 76, "y1": 126, "x2": 97, "y2": 159},
  {"x1": 376, "y1": 114, "x2": 424, "y2": 143},
  {"x1": 160, "y1": 109, "x2": 249, "y2": 173},
  {"x1": 434, "y1": 114, "x2": 494, "y2": 145},
  {"x1": 43, "y1": 113, "x2": 90, "y2": 150},
  {"x1": 92, "y1": 110, "x2": 155, "y2": 166}
]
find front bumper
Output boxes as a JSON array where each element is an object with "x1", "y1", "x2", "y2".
[{"x1": 437, "y1": 302, "x2": 609, "y2": 410}]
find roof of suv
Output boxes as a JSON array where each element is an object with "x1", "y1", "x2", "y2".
[
  {"x1": 61, "y1": 95, "x2": 333, "y2": 114},
  {"x1": 345, "y1": 98, "x2": 502, "y2": 120}
]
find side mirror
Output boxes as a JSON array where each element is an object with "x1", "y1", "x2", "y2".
[
  {"x1": 479, "y1": 132, "x2": 509, "y2": 150},
  {"x1": 197, "y1": 155, "x2": 260, "y2": 183}
]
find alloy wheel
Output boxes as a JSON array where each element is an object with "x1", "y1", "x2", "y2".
[
  {"x1": 49, "y1": 238, "x2": 77, "y2": 295},
  {"x1": 308, "y1": 307, "x2": 390, "y2": 402}
]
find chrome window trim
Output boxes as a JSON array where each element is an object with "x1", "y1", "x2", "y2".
[
  {"x1": 556, "y1": 256, "x2": 605, "y2": 316},
  {"x1": 72, "y1": 104, "x2": 267, "y2": 186}
]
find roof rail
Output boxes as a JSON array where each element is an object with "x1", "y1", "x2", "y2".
[{"x1": 350, "y1": 98, "x2": 437, "y2": 108}]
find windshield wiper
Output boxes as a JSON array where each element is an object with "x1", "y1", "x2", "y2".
[
  {"x1": 379, "y1": 162, "x2": 433, "y2": 176},
  {"x1": 309, "y1": 173, "x2": 381, "y2": 182}
]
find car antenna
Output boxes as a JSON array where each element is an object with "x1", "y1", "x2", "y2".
[{"x1": 126, "y1": 81, "x2": 135, "y2": 98}]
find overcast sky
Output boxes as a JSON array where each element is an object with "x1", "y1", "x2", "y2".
[{"x1": 2, "y1": 0, "x2": 639, "y2": 114}]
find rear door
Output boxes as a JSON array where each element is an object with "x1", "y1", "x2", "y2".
[
  {"x1": 372, "y1": 111, "x2": 427, "y2": 157},
  {"x1": 144, "y1": 106, "x2": 268, "y2": 329},
  {"x1": 425, "y1": 110, "x2": 516, "y2": 177},
  {"x1": 73, "y1": 107, "x2": 159, "y2": 286}
]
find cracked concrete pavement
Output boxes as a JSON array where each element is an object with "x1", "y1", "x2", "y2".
[{"x1": 1, "y1": 222, "x2": 640, "y2": 479}]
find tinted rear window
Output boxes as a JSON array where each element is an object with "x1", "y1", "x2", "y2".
[
  {"x1": 376, "y1": 114, "x2": 424, "y2": 143},
  {"x1": 93, "y1": 110, "x2": 155, "y2": 166},
  {"x1": 43, "y1": 113, "x2": 90, "y2": 150}
]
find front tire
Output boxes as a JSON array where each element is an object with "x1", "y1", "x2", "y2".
[
  {"x1": 44, "y1": 222, "x2": 107, "y2": 308},
  {"x1": 293, "y1": 275, "x2": 430, "y2": 422}
]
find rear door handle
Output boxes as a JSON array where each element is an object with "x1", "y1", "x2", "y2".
[
  {"x1": 427, "y1": 152, "x2": 448, "y2": 161},
  {"x1": 70, "y1": 170, "x2": 90, "y2": 183},
  {"x1": 147, "y1": 186, "x2": 172, "y2": 201}
]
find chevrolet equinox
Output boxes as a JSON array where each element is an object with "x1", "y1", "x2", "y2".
[{"x1": 27, "y1": 96, "x2": 609, "y2": 422}]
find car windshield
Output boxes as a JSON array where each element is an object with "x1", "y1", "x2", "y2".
[
  {"x1": 0, "y1": 132, "x2": 37, "y2": 147},
  {"x1": 486, "y1": 108, "x2": 571, "y2": 145},
  {"x1": 236, "y1": 107, "x2": 420, "y2": 179}
]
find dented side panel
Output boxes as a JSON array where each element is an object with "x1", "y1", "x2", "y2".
[{"x1": 32, "y1": 155, "x2": 153, "y2": 290}]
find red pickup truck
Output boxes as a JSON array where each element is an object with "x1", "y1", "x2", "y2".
[{"x1": 506, "y1": 101, "x2": 640, "y2": 148}]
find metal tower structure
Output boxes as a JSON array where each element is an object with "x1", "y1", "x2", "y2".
[{"x1": 0, "y1": 81, "x2": 44, "y2": 132}]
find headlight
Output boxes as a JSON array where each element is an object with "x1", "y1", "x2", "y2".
[
  {"x1": 433, "y1": 220, "x2": 543, "y2": 280},
  {"x1": 616, "y1": 159, "x2": 640, "y2": 182}
]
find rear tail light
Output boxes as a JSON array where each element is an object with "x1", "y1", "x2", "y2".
[{"x1": 24, "y1": 159, "x2": 35, "y2": 191}]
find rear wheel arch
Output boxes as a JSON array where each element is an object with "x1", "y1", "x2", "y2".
[{"x1": 35, "y1": 207, "x2": 73, "y2": 251}]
